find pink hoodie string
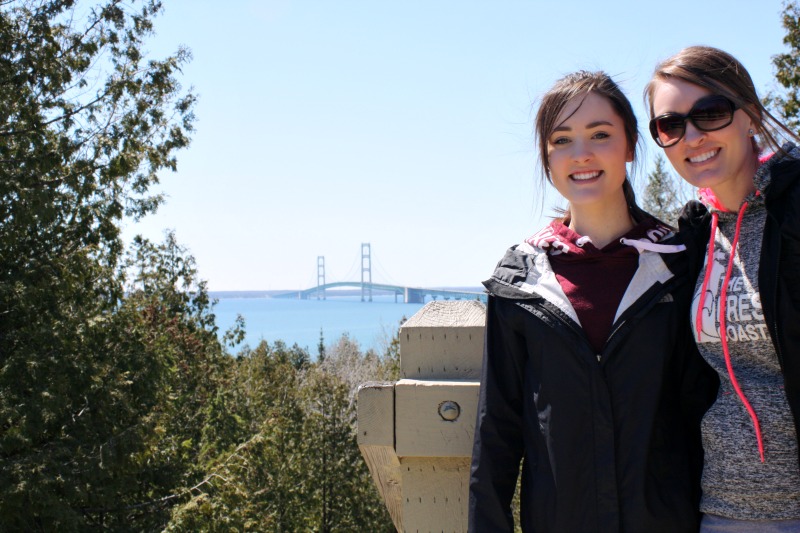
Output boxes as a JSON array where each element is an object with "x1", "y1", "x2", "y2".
[{"x1": 695, "y1": 192, "x2": 765, "y2": 462}]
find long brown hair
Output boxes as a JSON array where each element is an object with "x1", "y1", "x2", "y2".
[
  {"x1": 535, "y1": 71, "x2": 646, "y2": 221},
  {"x1": 644, "y1": 45, "x2": 800, "y2": 156}
]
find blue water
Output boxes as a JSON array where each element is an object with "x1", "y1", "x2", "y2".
[{"x1": 211, "y1": 294, "x2": 426, "y2": 354}]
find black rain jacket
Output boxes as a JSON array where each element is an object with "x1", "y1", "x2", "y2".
[{"x1": 468, "y1": 237, "x2": 718, "y2": 533}]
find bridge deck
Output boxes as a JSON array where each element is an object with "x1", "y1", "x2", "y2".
[{"x1": 273, "y1": 282, "x2": 486, "y2": 304}]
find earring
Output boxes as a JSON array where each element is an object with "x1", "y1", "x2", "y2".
[{"x1": 749, "y1": 129, "x2": 755, "y2": 136}]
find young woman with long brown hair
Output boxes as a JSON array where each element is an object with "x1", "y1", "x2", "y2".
[{"x1": 469, "y1": 70, "x2": 716, "y2": 532}]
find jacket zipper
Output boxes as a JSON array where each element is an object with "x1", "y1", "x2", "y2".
[
  {"x1": 598, "y1": 322, "x2": 627, "y2": 363},
  {"x1": 531, "y1": 301, "x2": 596, "y2": 359},
  {"x1": 518, "y1": 277, "x2": 676, "y2": 364},
  {"x1": 534, "y1": 296, "x2": 646, "y2": 365},
  {"x1": 599, "y1": 283, "x2": 676, "y2": 363}
]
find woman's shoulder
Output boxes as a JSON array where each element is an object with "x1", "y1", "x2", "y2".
[
  {"x1": 760, "y1": 143, "x2": 800, "y2": 199},
  {"x1": 677, "y1": 200, "x2": 711, "y2": 230},
  {"x1": 769, "y1": 156, "x2": 800, "y2": 200},
  {"x1": 484, "y1": 219, "x2": 584, "y2": 298},
  {"x1": 490, "y1": 221, "x2": 562, "y2": 272},
  {"x1": 482, "y1": 239, "x2": 550, "y2": 300}
]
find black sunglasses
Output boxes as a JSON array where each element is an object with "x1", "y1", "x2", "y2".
[{"x1": 649, "y1": 95, "x2": 739, "y2": 148}]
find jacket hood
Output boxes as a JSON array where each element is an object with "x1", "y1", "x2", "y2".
[{"x1": 524, "y1": 218, "x2": 680, "y2": 256}]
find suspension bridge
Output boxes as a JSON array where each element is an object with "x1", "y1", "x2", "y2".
[{"x1": 272, "y1": 243, "x2": 487, "y2": 304}]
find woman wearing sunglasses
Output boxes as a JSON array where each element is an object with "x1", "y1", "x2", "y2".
[
  {"x1": 647, "y1": 45, "x2": 800, "y2": 531},
  {"x1": 469, "y1": 70, "x2": 717, "y2": 532}
]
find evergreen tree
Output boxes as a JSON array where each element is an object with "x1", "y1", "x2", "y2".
[
  {"x1": 165, "y1": 341, "x2": 309, "y2": 531},
  {"x1": 164, "y1": 337, "x2": 395, "y2": 531},
  {"x1": 318, "y1": 327, "x2": 326, "y2": 362},
  {"x1": 641, "y1": 154, "x2": 685, "y2": 226},
  {"x1": 0, "y1": 1, "x2": 202, "y2": 528},
  {"x1": 378, "y1": 316, "x2": 405, "y2": 381},
  {"x1": 771, "y1": 1, "x2": 800, "y2": 130},
  {"x1": 299, "y1": 367, "x2": 393, "y2": 532}
]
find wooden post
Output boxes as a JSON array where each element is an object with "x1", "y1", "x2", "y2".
[
  {"x1": 357, "y1": 381, "x2": 404, "y2": 532},
  {"x1": 357, "y1": 300, "x2": 485, "y2": 532}
]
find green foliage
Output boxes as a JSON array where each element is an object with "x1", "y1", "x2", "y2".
[
  {"x1": 641, "y1": 154, "x2": 685, "y2": 227},
  {"x1": 166, "y1": 341, "x2": 309, "y2": 532},
  {"x1": 0, "y1": 0, "x2": 197, "y2": 529},
  {"x1": 378, "y1": 316, "x2": 404, "y2": 381},
  {"x1": 318, "y1": 327, "x2": 326, "y2": 362},
  {"x1": 770, "y1": 1, "x2": 800, "y2": 130},
  {"x1": 300, "y1": 366, "x2": 392, "y2": 532},
  {"x1": 1, "y1": 229, "x2": 230, "y2": 530},
  {"x1": 165, "y1": 339, "x2": 394, "y2": 532}
]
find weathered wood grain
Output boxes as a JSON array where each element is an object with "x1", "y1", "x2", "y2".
[
  {"x1": 400, "y1": 301, "x2": 486, "y2": 380},
  {"x1": 395, "y1": 379, "x2": 479, "y2": 458},
  {"x1": 401, "y1": 457, "x2": 471, "y2": 533}
]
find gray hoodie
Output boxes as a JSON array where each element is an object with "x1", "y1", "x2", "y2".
[{"x1": 692, "y1": 144, "x2": 800, "y2": 519}]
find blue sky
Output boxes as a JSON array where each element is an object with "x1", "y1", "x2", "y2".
[{"x1": 123, "y1": 0, "x2": 788, "y2": 290}]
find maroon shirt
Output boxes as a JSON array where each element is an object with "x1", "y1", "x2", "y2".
[{"x1": 536, "y1": 218, "x2": 665, "y2": 354}]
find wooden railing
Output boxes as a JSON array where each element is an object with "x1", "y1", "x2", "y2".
[{"x1": 357, "y1": 300, "x2": 486, "y2": 532}]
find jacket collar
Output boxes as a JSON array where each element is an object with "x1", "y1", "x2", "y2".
[{"x1": 484, "y1": 241, "x2": 679, "y2": 326}]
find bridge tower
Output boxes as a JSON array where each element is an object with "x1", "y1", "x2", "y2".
[
  {"x1": 317, "y1": 256, "x2": 326, "y2": 300},
  {"x1": 361, "y1": 243, "x2": 372, "y2": 302}
]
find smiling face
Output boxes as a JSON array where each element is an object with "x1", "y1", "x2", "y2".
[
  {"x1": 546, "y1": 91, "x2": 632, "y2": 215},
  {"x1": 650, "y1": 78, "x2": 758, "y2": 210}
]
